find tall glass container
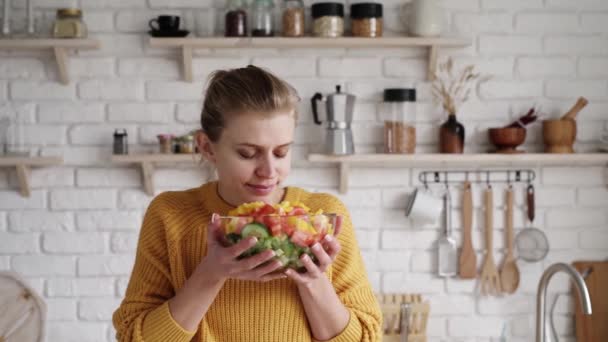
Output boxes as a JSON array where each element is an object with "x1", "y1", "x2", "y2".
[
  {"x1": 251, "y1": 0, "x2": 274, "y2": 37},
  {"x1": 382, "y1": 88, "x2": 417, "y2": 154},
  {"x1": 1, "y1": 104, "x2": 29, "y2": 156},
  {"x1": 282, "y1": 0, "x2": 304, "y2": 37},
  {"x1": 225, "y1": 0, "x2": 248, "y2": 37}
]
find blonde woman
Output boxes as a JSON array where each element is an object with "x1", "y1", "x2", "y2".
[{"x1": 113, "y1": 65, "x2": 382, "y2": 342}]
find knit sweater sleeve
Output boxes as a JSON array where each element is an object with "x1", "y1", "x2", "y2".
[
  {"x1": 112, "y1": 194, "x2": 196, "y2": 342},
  {"x1": 319, "y1": 194, "x2": 383, "y2": 342}
]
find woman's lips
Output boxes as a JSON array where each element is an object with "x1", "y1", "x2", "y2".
[{"x1": 246, "y1": 183, "x2": 275, "y2": 196}]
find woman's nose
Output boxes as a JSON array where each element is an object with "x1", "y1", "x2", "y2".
[{"x1": 255, "y1": 156, "x2": 277, "y2": 178}]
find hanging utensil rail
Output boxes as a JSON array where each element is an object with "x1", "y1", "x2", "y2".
[{"x1": 418, "y1": 169, "x2": 536, "y2": 187}]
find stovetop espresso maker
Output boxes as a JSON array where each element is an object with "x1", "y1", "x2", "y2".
[{"x1": 311, "y1": 85, "x2": 356, "y2": 155}]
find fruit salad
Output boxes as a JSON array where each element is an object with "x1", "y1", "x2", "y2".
[{"x1": 217, "y1": 201, "x2": 338, "y2": 271}]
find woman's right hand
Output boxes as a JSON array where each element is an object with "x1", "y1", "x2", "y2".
[{"x1": 196, "y1": 213, "x2": 286, "y2": 283}]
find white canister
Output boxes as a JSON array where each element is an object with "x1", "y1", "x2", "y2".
[{"x1": 409, "y1": 0, "x2": 442, "y2": 37}]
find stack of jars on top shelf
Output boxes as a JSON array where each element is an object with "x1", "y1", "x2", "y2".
[{"x1": 224, "y1": 0, "x2": 383, "y2": 38}]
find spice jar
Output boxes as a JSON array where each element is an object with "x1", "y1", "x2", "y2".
[
  {"x1": 180, "y1": 134, "x2": 195, "y2": 154},
  {"x1": 53, "y1": 8, "x2": 87, "y2": 38},
  {"x1": 157, "y1": 134, "x2": 174, "y2": 154},
  {"x1": 251, "y1": 0, "x2": 275, "y2": 37},
  {"x1": 282, "y1": 0, "x2": 305, "y2": 37},
  {"x1": 382, "y1": 88, "x2": 417, "y2": 154},
  {"x1": 351, "y1": 3, "x2": 383, "y2": 37},
  {"x1": 225, "y1": 0, "x2": 248, "y2": 37},
  {"x1": 311, "y1": 2, "x2": 344, "y2": 37}
]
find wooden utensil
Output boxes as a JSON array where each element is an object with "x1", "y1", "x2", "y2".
[
  {"x1": 479, "y1": 186, "x2": 501, "y2": 295},
  {"x1": 542, "y1": 119, "x2": 576, "y2": 153},
  {"x1": 499, "y1": 186, "x2": 520, "y2": 294},
  {"x1": 561, "y1": 96, "x2": 588, "y2": 121},
  {"x1": 573, "y1": 261, "x2": 608, "y2": 342},
  {"x1": 459, "y1": 181, "x2": 476, "y2": 279}
]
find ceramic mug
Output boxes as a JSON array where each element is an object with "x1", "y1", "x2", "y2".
[{"x1": 405, "y1": 187, "x2": 443, "y2": 226}]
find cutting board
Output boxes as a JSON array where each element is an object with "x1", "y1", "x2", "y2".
[
  {"x1": 573, "y1": 261, "x2": 608, "y2": 342},
  {"x1": 0, "y1": 272, "x2": 46, "y2": 342}
]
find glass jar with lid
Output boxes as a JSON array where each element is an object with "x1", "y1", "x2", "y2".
[
  {"x1": 311, "y1": 2, "x2": 344, "y2": 38},
  {"x1": 351, "y1": 2, "x2": 383, "y2": 37},
  {"x1": 53, "y1": 8, "x2": 87, "y2": 38},
  {"x1": 225, "y1": 0, "x2": 248, "y2": 37},
  {"x1": 382, "y1": 88, "x2": 417, "y2": 154},
  {"x1": 251, "y1": 0, "x2": 275, "y2": 37},
  {"x1": 282, "y1": 0, "x2": 305, "y2": 37}
]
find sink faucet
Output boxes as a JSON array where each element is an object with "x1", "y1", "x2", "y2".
[{"x1": 536, "y1": 263, "x2": 592, "y2": 342}]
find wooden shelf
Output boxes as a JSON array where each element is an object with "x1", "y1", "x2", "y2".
[
  {"x1": 0, "y1": 38, "x2": 101, "y2": 84},
  {"x1": 148, "y1": 36, "x2": 470, "y2": 82},
  {"x1": 111, "y1": 153, "x2": 202, "y2": 195},
  {"x1": 0, "y1": 156, "x2": 63, "y2": 197},
  {"x1": 308, "y1": 153, "x2": 608, "y2": 193}
]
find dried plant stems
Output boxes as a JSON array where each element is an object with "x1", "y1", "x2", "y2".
[{"x1": 432, "y1": 58, "x2": 481, "y2": 116}]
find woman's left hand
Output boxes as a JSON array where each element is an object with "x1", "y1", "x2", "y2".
[{"x1": 285, "y1": 216, "x2": 342, "y2": 285}]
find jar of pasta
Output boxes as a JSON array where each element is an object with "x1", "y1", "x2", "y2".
[
  {"x1": 382, "y1": 88, "x2": 417, "y2": 154},
  {"x1": 350, "y1": 3, "x2": 383, "y2": 37},
  {"x1": 282, "y1": 0, "x2": 305, "y2": 37},
  {"x1": 311, "y1": 2, "x2": 344, "y2": 37}
]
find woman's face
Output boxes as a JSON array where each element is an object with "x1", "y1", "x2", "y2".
[{"x1": 198, "y1": 111, "x2": 295, "y2": 206}]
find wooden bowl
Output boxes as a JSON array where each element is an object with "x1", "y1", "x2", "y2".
[
  {"x1": 488, "y1": 127, "x2": 526, "y2": 153},
  {"x1": 542, "y1": 119, "x2": 576, "y2": 153}
]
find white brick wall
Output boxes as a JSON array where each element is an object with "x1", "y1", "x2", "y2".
[{"x1": 1, "y1": 1, "x2": 607, "y2": 342}]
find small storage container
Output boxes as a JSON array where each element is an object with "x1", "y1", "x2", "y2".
[
  {"x1": 382, "y1": 88, "x2": 417, "y2": 154},
  {"x1": 311, "y1": 2, "x2": 344, "y2": 37},
  {"x1": 350, "y1": 3, "x2": 383, "y2": 37}
]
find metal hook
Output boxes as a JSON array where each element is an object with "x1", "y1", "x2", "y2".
[
  {"x1": 423, "y1": 173, "x2": 428, "y2": 189},
  {"x1": 486, "y1": 171, "x2": 491, "y2": 188},
  {"x1": 507, "y1": 170, "x2": 512, "y2": 188},
  {"x1": 465, "y1": 171, "x2": 469, "y2": 181},
  {"x1": 444, "y1": 171, "x2": 449, "y2": 189}
]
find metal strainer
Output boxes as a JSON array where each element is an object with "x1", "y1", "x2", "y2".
[{"x1": 515, "y1": 184, "x2": 549, "y2": 262}]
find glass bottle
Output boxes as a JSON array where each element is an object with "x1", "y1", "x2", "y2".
[
  {"x1": 225, "y1": 0, "x2": 248, "y2": 37},
  {"x1": 439, "y1": 114, "x2": 465, "y2": 153},
  {"x1": 251, "y1": 0, "x2": 274, "y2": 37},
  {"x1": 53, "y1": 8, "x2": 87, "y2": 38},
  {"x1": 282, "y1": 0, "x2": 304, "y2": 37},
  {"x1": 382, "y1": 88, "x2": 416, "y2": 154}
]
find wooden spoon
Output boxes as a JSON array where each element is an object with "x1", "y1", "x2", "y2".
[
  {"x1": 500, "y1": 186, "x2": 520, "y2": 294},
  {"x1": 459, "y1": 181, "x2": 476, "y2": 279}
]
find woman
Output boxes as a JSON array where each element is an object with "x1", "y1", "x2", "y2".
[{"x1": 113, "y1": 65, "x2": 382, "y2": 341}]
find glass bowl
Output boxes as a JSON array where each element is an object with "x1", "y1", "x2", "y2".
[{"x1": 216, "y1": 213, "x2": 338, "y2": 271}]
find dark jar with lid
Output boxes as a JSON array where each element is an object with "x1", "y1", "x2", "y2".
[
  {"x1": 311, "y1": 2, "x2": 344, "y2": 37},
  {"x1": 351, "y1": 3, "x2": 383, "y2": 37},
  {"x1": 113, "y1": 129, "x2": 128, "y2": 155},
  {"x1": 225, "y1": 0, "x2": 248, "y2": 37},
  {"x1": 382, "y1": 88, "x2": 416, "y2": 154}
]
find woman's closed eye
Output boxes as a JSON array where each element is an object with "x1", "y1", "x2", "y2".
[{"x1": 237, "y1": 147, "x2": 289, "y2": 159}]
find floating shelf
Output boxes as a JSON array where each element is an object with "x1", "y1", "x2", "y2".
[
  {"x1": 111, "y1": 153, "x2": 202, "y2": 196},
  {"x1": 308, "y1": 153, "x2": 608, "y2": 193},
  {"x1": 0, "y1": 38, "x2": 101, "y2": 84},
  {"x1": 0, "y1": 156, "x2": 63, "y2": 197},
  {"x1": 148, "y1": 36, "x2": 470, "y2": 82}
]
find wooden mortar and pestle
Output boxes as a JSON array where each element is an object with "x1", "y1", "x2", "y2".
[{"x1": 542, "y1": 97, "x2": 588, "y2": 153}]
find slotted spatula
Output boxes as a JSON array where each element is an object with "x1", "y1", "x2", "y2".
[{"x1": 438, "y1": 186, "x2": 457, "y2": 277}]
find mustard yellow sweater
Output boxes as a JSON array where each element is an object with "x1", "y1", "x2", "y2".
[{"x1": 113, "y1": 181, "x2": 382, "y2": 342}]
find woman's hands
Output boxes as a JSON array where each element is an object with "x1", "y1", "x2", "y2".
[
  {"x1": 197, "y1": 214, "x2": 286, "y2": 283},
  {"x1": 285, "y1": 216, "x2": 343, "y2": 286}
]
